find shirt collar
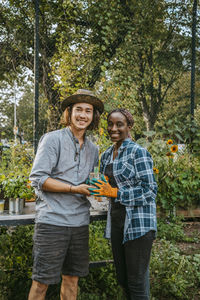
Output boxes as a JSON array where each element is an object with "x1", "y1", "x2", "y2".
[
  {"x1": 112, "y1": 138, "x2": 132, "y2": 152},
  {"x1": 65, "y1": 127, "x2": 88, "y2": 148},
  {"x1": 106, "y1": 138, "x2": 133, "y2": 156},
  {"x1": 118, "y1": 138, "x2": 133, "y2": 151}
]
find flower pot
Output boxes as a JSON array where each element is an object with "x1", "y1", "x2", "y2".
[
  {"x1": 0, "y1": 199, "x2": 5, "y2": 214},
  {"x1": 9, "y1": 198, "x2": 24, "y2": 215}
]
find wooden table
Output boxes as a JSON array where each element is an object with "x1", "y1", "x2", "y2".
[
  {"x1": 0, "y1": 202, "x2": 107, "y2": 226},
  {"x1": 0, "y1": 202, "x2": 111, "y2": 269}
]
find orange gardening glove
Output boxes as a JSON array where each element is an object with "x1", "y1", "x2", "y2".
[{"x1": 88, "y1": 175, "x2": 118, "y2": 198}]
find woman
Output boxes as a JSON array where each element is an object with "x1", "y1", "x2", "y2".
[{"x1": 89, "y1": 108, "x2": 157, "y2": 300}]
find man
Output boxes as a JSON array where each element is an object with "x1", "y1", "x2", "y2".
[{"x1": 28, "y1": 89, "x2": 104, "y2": 300}]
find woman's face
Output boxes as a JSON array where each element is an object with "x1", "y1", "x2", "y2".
[{"x1": 107, "y1": 112, "x2": 131, "y2": 145}]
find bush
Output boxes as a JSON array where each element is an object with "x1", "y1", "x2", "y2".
[
  {"x1": 0, "y1": 225, "x2": 33, "y2": 300},
  {"x1": 137, "y1": 134, "x2": 200, "y2": 215},
  {"x1": 150, "y1": 240, "x2": 200, "y2": 299},
  {"x1": 157, "y1": 217, "x2": 186, "y2": 242},
  {"x1": 0, "y1": 222, "x2": 200, "y2": 300}
]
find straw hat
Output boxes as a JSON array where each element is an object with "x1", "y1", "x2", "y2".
[{"x1": 61, "y1": 89, "x2": 104, "y2": 114}]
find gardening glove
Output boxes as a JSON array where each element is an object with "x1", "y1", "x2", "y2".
[
  {"x1": 85, "y1": 178, "x2": 90, "y2": 185},
  {"x1": 85, "y1": 175, "x2": 108, "y2": 185},
  {"x1": 88, "y1": 175, "x2": 118, "y2": 198}
]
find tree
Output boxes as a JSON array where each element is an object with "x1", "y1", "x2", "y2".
[
  {"x1": 0, "y1": 79, "x2": 48, "y2": 143},
  {"x1": 0, "y1": 0, "x2": 65, "y2": 130},
  {"x1": 0, "y1": 0, "x2": 198, "y2": 132},
  {"x1": 54, "y1": 0, "x2": 194, "y2": 130}
]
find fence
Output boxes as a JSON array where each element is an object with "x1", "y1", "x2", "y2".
[{"x1": 0, "y1": 0, "x2": 199, "y2": 152}]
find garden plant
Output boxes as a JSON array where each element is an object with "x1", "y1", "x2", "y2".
[
  {"x1": 0, "y1": 137, "x2": 200, "y2": 299},
  {"x1": 0, "y1": 1, "x2": 200, "y2": 298}
]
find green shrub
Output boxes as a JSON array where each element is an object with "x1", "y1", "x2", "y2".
[
  {"x1": 0, "y1": 225, "x2": 33, "y2": 300},
  {"x1": 157, "y1": 217, "x2": 186, "y2": 242},
  {"x1": 150, "y1": 239, "x2": 200, "y2": 300},
  {"x1": 0, "y1": 142, "x2": 33, "y2": 177},
  {"x1": 137, "y1": 133, "x2": 200, "y2": 214},
  {"x1": 0, "y1": 223, "x2": 199, "y2": 300}
]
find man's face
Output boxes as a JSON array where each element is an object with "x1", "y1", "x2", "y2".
[{"x1": 70, "y1": 102, "x2": 94, "y2": 131}]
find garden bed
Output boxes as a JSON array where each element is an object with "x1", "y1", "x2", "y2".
[
  {"x1": 177, "y1": 208, "x2": 200, "y2": 218},
  {"x1": 177, "y1": 221, "x2": 200, "y2": 255}
]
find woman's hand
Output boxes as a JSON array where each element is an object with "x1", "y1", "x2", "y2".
[{"x1": 89, "y1": 175, "x2": 118, "y2": 198}]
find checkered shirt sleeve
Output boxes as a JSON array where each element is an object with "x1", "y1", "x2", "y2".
[{"x1": 100, "y1": 139, "x2": 157, "y2": 242}]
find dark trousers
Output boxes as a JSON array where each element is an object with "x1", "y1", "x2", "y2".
[{"x1": 111, "y1": 214, "x2": 155, "y2": 300}]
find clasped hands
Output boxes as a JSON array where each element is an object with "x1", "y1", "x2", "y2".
[{"x1": 87, "y1": 175, "x2": 118, "y2": 198}]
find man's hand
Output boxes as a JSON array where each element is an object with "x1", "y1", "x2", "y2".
[
  {"x1": 42, "y1": 178, "x2": 92, "y2": 196},
  {"x1": 72, "y1": 184, "x2": 93, "y2": 196}
]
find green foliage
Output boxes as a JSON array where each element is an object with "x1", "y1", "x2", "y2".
[
  {"x1": 95, "y1": 115, "x2": 112, "y2": 155},
  {"x1": 54, "y1": 0, "x2": 193, "y2": 131},
  {"x1": 157, "y1": 217, "x2": 200, "y2": 246},
  {"x1": 0, "y1": 0, "x2": 198, "y2": 133},
  {"x1": 0, "y1": 142, "x2": 33, "y2": 177},
  {"x1": 0, "y1": 175, "x2": 34, "y2": 200},
  {"x1": 137, "y1": 132, "x2": 200, "y2": 215},
  {"x1": 0, "y1": 143, "x2": 35, "y2": 202},
  {"x1": 156, "y1": 117, "x2": 200, "y2": 159},
  {"x1": 150, "y1": 240, "x2": 200, "y2": 299},
  {"x1": 157, "y1": 217, "x2": 186, "y2": 242},
  {"x1": 0, "y1": 222, "x2": 200, "y2": 300},
  {"x1": 0, "y1": 226, "x2": 33, "y2": 300},
  {"x1": 155, "y1": 149, "x2": 200, "y2": 214},
  {"x1": 0, "y1": 80, "x2": 49, "y2": 142},
  {"x1": 155, "y1": 72, "x2": 200, "y2": 139}
]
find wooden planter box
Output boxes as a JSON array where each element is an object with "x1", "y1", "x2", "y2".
[
  {"x1": 157, "y1": 206, "x2": 200, "y2": 219},
  {"x1": 176, "y1": 207, "x2": 200, "y2": 218}
]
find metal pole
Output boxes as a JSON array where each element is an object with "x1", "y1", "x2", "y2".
[
  {"x1": 14, "y1": 91, "x2": 17, "y2": 143},
  {"x1": 190, "y1": 0, "x2": 197, "y2": 118},
  {"x1": 34, "y1": 0, "x2": 39, "y2": 154}
]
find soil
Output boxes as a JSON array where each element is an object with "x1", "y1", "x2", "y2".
[{"x1": 177, "y1": 221, "x2": 200, "y2": 255}]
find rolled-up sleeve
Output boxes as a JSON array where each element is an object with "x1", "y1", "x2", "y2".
[
  {"x1": 117, "y1": 148, "x2": 157, "y2": 207},
  {"x1": 29, "y1": 134, "x2": 58, "y2": 190}
]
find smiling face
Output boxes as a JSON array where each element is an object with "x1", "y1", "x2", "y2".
[
  {"x1": 70, "y1": 102, "x2": 94, "y2": 131},
  {"x1": 107, "y1": 112, "x2": 131, "y2": 147}
]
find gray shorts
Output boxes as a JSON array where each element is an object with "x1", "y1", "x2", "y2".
[{"x1": 32, "y1": 223, "x2": 89, "y2": 285}]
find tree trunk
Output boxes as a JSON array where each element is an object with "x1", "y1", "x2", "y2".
[{"x1": 41, "y1": 59, "x2": 61, "y2": 132}]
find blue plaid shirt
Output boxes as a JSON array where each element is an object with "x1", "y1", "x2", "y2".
[{"x1": 100, "y1": 138, "x2": 157, "y2": 243}]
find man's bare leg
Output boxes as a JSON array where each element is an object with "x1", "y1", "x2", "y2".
[
  {"x1": 28, "y1": 280, "x2": 48, "y2": 300},
  {"x1": 60, "y1": 275, "x2": 79, "y2": 300}
]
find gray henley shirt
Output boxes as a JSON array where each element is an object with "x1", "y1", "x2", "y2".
[{"x1": 29, "y1": 127, "x2": 99, "y2": 227}]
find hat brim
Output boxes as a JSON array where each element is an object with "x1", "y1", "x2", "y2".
[{"x1": 61, "y1": 94, "x2": 104, "y2": 114}]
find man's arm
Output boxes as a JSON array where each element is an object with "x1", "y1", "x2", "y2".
[
  {"x1": 30, "y1": 134, "x2": 91, "y2": 196},
  {"x1": 42, "y1": 178, "x2": 91, "y2": 196}
]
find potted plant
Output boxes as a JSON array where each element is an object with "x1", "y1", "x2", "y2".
[{"x1": 0, "y1": 175, "x2": 35, "y2": 214}]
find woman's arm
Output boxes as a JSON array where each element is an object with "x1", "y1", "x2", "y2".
[{"x1": 116, "y1": 147, "x2": 157, "y2": 207}]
